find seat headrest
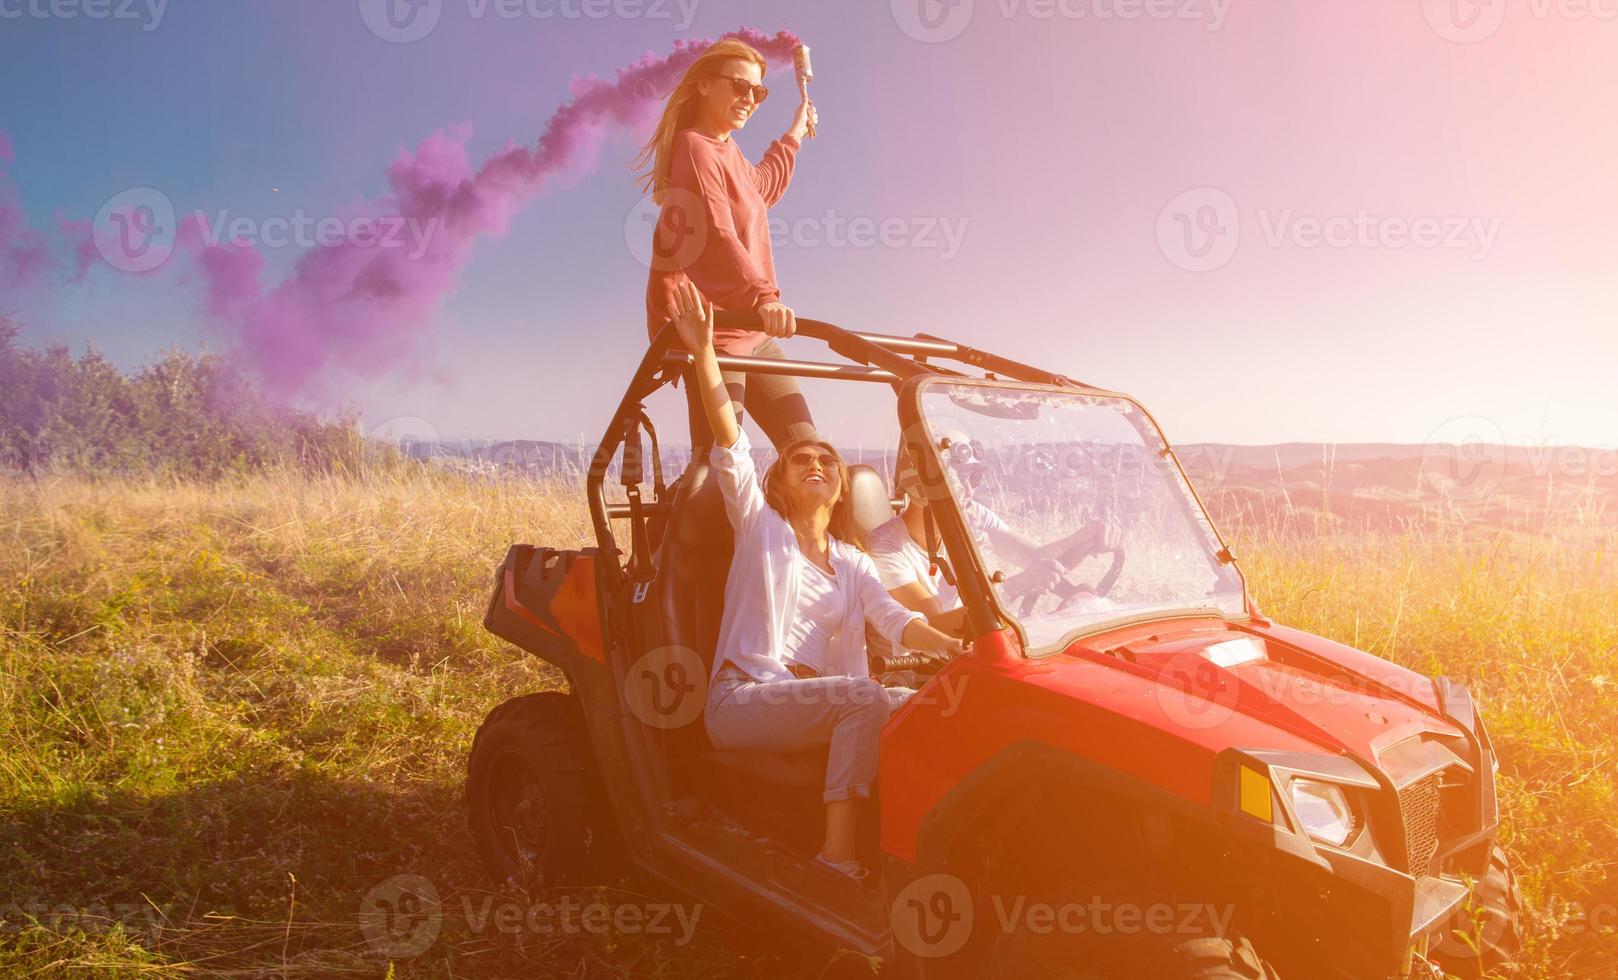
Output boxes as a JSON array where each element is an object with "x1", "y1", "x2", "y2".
[
  {"x1": 848, "y1": 464, "x2": 896, "y2": 536},
  {"x1": 672, "y1": 460, "x2": 732, "y2": 556}
]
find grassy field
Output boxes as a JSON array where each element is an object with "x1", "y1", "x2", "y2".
[{"x1": 1, "y1": 469, "x2": 1613, "y2": 977}]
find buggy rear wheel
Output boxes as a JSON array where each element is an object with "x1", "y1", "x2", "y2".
[{"x1": 466, "y1": 692, "x2": 613, "y2": 889}]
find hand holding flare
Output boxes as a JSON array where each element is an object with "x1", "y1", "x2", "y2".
[{"x1": 794, "y1": 44, "x2": 817, "y2": 140}]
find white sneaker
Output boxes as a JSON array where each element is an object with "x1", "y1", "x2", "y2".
[{"x1": 814, "y1": 854, "x2": 870, "y2": 883}]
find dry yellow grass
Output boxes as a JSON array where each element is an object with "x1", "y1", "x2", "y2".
[{"x1": 0, "y1": 469, "x2": 1613, "y2": 977}]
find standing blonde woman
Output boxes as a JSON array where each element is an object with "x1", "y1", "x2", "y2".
[{"x1": 635, "y1": 38, "x2": 819, "y2": 453}]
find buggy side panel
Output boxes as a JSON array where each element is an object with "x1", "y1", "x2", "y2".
[{"x1": 483, "y1": 545, "x2": 605, "y2": 668}]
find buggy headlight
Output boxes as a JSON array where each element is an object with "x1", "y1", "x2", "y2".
[{"x1": 1290, "y1": 779, "x2": 1357, "y2": 847}]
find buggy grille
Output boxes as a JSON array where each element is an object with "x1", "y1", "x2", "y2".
[{"x1": 1399, "y1": 773, "x2": 1443, "y2": 877}]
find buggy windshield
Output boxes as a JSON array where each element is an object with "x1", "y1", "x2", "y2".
[{"x1": 917, "y1": 381, "x2": 1247, "y2": 650}]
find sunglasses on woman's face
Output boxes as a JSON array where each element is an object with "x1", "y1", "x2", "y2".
[
  {"x1": 788, "y1": 449, "x2": 841, "y2": 471},
  {"x1": 715, "y1": 75, "x2": 769, "y2": 105}
]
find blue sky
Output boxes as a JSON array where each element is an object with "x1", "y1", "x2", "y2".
[{"x1": 2, "y1": 0, "x2": 1615, "y2": 452}]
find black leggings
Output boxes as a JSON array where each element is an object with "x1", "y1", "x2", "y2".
[{"x1": 686, "y1": 336, "x2": 818, "y2": 454}]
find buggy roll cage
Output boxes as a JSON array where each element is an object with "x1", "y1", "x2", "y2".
[{"x1": 583, "y1": 312, "x2": 1106, "y2": 648}]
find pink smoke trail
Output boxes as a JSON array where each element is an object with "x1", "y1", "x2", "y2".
[
  {"x1": 59, "y1": 217, "x2": 99, "y2": 284},
  {"x1": 182, "y1": 27, "x2": 803, "y2": 403},
  {"x1": 0, "y1": 131, "x2": 51, "y2": 297}
]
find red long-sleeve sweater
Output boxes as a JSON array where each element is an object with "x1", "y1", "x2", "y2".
[{"x1": 644, "y1": 128, "x2": 800, "y2": 355}]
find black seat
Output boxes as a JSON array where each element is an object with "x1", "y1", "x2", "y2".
[{"x1": 647, "y1": 456, "x2": 822, "y2": 791}]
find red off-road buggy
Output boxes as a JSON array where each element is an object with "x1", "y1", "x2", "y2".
[{"x1": 468, "y1": 314, "x2": 1522, "y2": 978}]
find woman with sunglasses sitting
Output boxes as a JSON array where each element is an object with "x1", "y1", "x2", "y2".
[
  {"x1": 671, "y1": 282, "x2": 965, "y2": 884},
  {"x1": 634, "y1": 38, "x2": 820, "y2": 455}
]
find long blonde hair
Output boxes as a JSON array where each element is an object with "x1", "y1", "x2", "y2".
[{"x1": 632, "y1": 39, "x2": 769, "y2": 206}]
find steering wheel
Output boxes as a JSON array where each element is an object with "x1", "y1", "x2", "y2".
[{"x1": 999, "y1": 542, "x2": 1128, "y2": 616}]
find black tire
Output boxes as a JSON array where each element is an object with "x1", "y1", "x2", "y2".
[
  {"x1": 466, "y1": 692, "x2": 616, "y2": 889},
  {"x1": 1432, "y1": 844, "x2": 1524, "y2": 979},
  {"x1": 988, "y1": 911, "x2": 1280, "y2": 980}
]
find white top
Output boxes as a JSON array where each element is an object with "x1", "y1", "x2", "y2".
[
  {"x1": 782, "y1": 555, "x2": 847, "y2": 675},
  {"x1": 870, "y1": 515, "x2": 960, "y2": 611},
  {"x1": 869, "y1": 502, "x2": 1017, "y2": 609},
  {"x1": 709, "y1": 429, "x2": 924, "y2": 682}
]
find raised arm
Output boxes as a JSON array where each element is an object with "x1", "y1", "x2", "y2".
[
  {"x1": 673, "y1": 280, "x2": 737, "y2": 448},
  {"x1": 673, "y1": 282, "x2": 762, "y2": 531}
]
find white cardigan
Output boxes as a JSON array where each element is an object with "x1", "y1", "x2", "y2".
[{"x1": 708, "y1": 429, "x2": 922, "y2": 683}]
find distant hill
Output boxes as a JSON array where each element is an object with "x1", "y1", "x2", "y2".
[
  {"x1": 408, "y1": 437, "x2": 1616, "y2": 533},
  {"x1": 1178, "y1": 442, "x2": 1616, "y2": 534}
]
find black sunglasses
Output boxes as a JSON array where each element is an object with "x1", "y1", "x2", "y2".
[
  {"x1": 787, "y1": 449, "x2": 841, "y2": 471},
  {"x1": 714, "y1": 75, "x2": 769, "y2": 105}
]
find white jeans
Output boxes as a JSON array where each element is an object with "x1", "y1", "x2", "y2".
[{"x1": 705, "y1": 665, "x2": 911, "y2": 802}]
